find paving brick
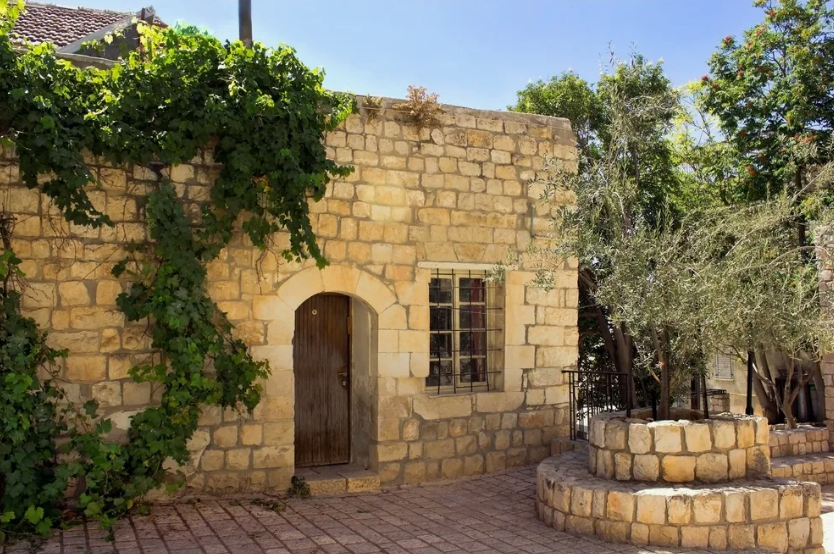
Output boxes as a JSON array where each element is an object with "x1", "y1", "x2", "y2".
[{"x1": 19, "y1": 466, "x2": 820, "y2": 554}]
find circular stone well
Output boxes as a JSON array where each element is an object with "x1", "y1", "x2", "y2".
[
  {"x1": 536, "y1": 451, "x2": 823, "y2": 552},
  {"x1": 588, "y1": 408, "x2": 770, "y2": 483},
  {"x1": 536, "y1": 408, "x2": 825, "y2": 552}
]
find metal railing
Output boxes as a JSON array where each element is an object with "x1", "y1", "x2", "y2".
[
  {"x1": 566, "y1": 372, "x2": 730, "y2": 442},
  {"x1": 565, "y1": 370, "x2": 631, "y2": 441}
]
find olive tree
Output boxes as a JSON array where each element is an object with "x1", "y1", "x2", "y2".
[
  {"x1": 690, "y1": 181, "x2": 834, "y2": 426},
  {"x1": 527, "y1": 54, "x2": 691, "y2": 419},
  {"x1": 515, "y1": 53, "x2": 681, "y2": 393},
  {"x1": 531, "y1": 51, "x2": 834, "y2": 424}
]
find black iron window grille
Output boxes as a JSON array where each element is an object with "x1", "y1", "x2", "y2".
[{"x1": 427, "y1": 269, "x2": 503, "y2": 394}]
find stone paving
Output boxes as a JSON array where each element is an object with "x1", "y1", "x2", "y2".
[{"x1": 2, "y1": 466, "x2": 829, "y2": 554}]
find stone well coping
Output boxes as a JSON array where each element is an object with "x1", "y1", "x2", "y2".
[
  {"x1": 770, "y1": 426, "x2": 830, "y2": 458},
  {"x1": 772, "y1": 452, "x2": 834, "y2": 484},
  {"x1": 588, "y1": 409, "x2": 770, "y2": 483},
  {"x1": 536, "y1": 452, "x2": 823, "y2": 553}
]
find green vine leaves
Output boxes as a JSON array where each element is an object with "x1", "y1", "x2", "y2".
[
  {"x1": 0, "y1": 234, "x2": 71, "y2": 541},
  {"x1": 0, "y1": 0, "x2": 353, "y2": 536},
  {"x1": 2, "y1": 19, "x2": 354, "y2": 264}
]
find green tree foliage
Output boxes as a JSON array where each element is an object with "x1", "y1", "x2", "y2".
[
  {"x1": 515, "y1": 3, "x2": 834, "y2": 426},
  {"x1": 529, "y1": 55, "x2": 687, "y2": 418},
  {"x1": 691, "y1": 192, "x2": 834, "y2": 426},
  {"x1": 511, "y1": 59, "x2": 679, "y2": 207},
  {"x1": 699, "y1": 0, "x2": 834, "y2": 203},
  {"x1": 595, "y1": 55, "x2": 681, "y2": 223},
  {"x1": 514, "y1": 54, "x2": 681, "y2": 407},
  {"x1": 540, "y1": 136, "x2": 833, "y2": 425},
  {"x1": 670, "y1": 84, "x2": 742, "y2": 210},
  {"x1": 698, "y1": 0, "x2": 834, "y2": 421},
  {"x1": 0, "y1": 0, "x2": 352, "y2": 537},
  {"x1": 511, "y1": 71, "x2": 603, "y2": 160}
]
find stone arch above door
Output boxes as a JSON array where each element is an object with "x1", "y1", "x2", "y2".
[
  {"x1": 263, "y1": 265, "x2": 395, "y2": 316},
  {"x1": 249, "y1": 264, "x2": 396, "y2": 372},
  {"x1": 247, "y1": 265, "x2": 396, "y2": 468}
]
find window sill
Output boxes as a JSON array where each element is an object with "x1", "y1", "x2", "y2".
[{"x1": 424, "y1": 386, "x2": 494, "y2": 397}]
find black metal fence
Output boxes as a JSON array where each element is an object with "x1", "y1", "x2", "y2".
[
  {"x1": 566, "y1": 371, "x2": 729, "y2": 441},
  {"x1": 565, "y1": 370, "x2": 631, "y2": 440}
]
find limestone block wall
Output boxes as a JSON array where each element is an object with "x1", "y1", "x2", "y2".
[
  {"x1": 770, "y1": 426, "x2": 831, "y2": 458},
  {"x1": 817, "y1": 224, "x2": 834, "y2": 446},
  {"x1": 772, "y1": 453, "x2": 834, "y2": 483},
  {"x1": 0, "y1": 98, "x2": 579, "y2": 491},
  {"x1": 588, "y1": 410, "x2": 770, "y2": 483}
]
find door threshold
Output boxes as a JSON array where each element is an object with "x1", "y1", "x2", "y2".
[{"x1": 294, "y1": 463, "x2": 380, "y2": 496}]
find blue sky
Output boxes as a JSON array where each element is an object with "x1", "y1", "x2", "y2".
[{"x1": 72, "y1": 0, "x2": 764, "y2": 111}]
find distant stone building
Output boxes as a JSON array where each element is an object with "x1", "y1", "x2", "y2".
[
  {"x1": 0, "y1": 97, "x2": 580, "y2": 492},
  {"x1": 705, "y1": 353, "x2": 761, "y2": 415}
]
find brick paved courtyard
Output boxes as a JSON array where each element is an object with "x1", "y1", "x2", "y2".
[{"x1": 2, "y1": 466, "x2": 827, "y2": 554}]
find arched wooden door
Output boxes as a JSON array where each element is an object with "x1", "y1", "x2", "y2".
[{"x1": 294, "y1": 293, "x2": 351, "y2": 466}]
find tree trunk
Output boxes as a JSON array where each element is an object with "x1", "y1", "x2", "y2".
[
  {"x1": 794, "y1": 169, "x2": 812, "y2": 263},
  {"x1": 612, "y1": 323, "x2": 638, "y2": 406},
  {"x1": 781, "y1": 383, "x2": 796, "y2": 428},
  {"x1": 779, "y1": 357, "x2": 804, "y2": 429},
  {"x1": 753, "y1": 375, "x2": 779, "y2": 422},
  {"x1": 581, "y1": 267, "x2": 638, "y2": 409},
  {"x1": 613, "y1": 324, "x2": 633, "y2": 375},
  {"x1": 691, "y1": 376, "x2": 701, "y2": 410},
  {"x1": 239, "y1": 0, "x2": 253, "y2": 47},
  {"x1": 784, "y1": 408, "x2": 797, "y2": 428},
  {"x1": 659, "y1": 365, "x2": 671, "y2": 420},
  {"x1": 652, "y1": 328, "x2": 671, "y2": 420},
  {"x1": 752, "y1": 350, "x2": 781, "y2": 422}
]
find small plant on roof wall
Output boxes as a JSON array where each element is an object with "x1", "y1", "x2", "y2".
[
  {"x1": 392, "y1": 85, "x2": 442, "y2": 127},
  {"x1": 361, "y1": 95, "x2": 383, "y2": 121}
]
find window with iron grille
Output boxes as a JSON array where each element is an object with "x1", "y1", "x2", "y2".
[
  {"x1": 427, "y1": 269, "x2": 503, "y2": 393},
  {"x1": 715, "y1": 354, "x2": 734, "y2": 380}
]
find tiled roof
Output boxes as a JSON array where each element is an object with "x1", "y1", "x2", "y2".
[{"x1": 11, "y1": 2, "x2": 161, "y2": 48}]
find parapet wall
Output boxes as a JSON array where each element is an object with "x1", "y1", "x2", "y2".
[
  {"x1": 588, "y1": 409, "x2": 770, "y2": 483},
  {"x1": 770, "y1": 426, "x2": 830, "y2": 458}
]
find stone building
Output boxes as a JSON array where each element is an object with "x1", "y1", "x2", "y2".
[
  {"x1": 0, "y1": 98, "x2": 579, "y2": 491},
  {"x1": 818, "y1": 224, "x2": 834, "y2": 442}
]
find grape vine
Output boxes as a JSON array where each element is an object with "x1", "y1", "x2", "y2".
[{"x1": 0, "y1": 0, "x2": 351, "y2": 538}]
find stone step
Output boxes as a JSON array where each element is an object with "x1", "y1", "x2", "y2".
[
  {"x1": 550, "y1": 437, "x2": 587, "y2": 456},
  {"x1": 769, "y1": 426, "x2": 830, "y2": 459},
  {"x1": 770, "y1": 452, "x2": 834, "y2": 483},
  {"x1": 294, "y1": 465, "x2": 381, "y2": 496}
]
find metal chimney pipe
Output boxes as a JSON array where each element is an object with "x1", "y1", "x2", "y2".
[{"x1": 239, "y1": 0, "x2": 252, "y2": 47}]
